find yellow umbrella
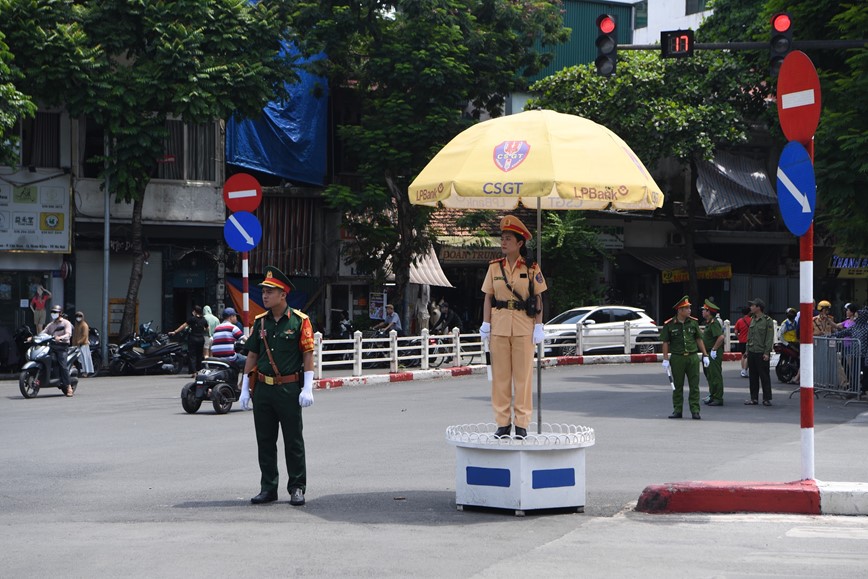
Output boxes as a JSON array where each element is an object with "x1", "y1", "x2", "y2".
[
  {"x1": 409, "y1": 109, "x2": 664, "y2": 211},
  {"x1": 408, "y1": 109, "x2": 664, "y2": 431}
]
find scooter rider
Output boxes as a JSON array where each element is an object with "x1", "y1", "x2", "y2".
[
  {"x1": 43, "y1": 304, "x2": 74, "y2": 396},
  {"x1": 210, "y1": 307, "x2": 246, "y2": 371}
]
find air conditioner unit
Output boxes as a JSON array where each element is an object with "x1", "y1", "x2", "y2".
[{"x1": 667, "y1": 232, "x2": 685, "y2": 246}]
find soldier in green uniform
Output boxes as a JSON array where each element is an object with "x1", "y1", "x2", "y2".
[
  {"x1": 240, "y1": 266, "x2": 316, "y2": 506},
  {"x1": 700, "y1": 299, "x2": 725, "y2": 406},
  {"x1": 660, "y1": 296, "x2": 710, "y2": 419}
]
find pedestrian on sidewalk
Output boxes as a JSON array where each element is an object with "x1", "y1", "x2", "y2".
[
  {"x1": 701, "y1": 299, "x2": 725, "y2": 406},
  {"x1": 72, "y1": 311, "x2": 94, "y2": 377},
  {"x1": 479, "y1": 215, "x2": 547, "y2": 439},
  {"x1": 660, "y1": 296, "x2": 710, "y2": 420},
  {"x1": 745, "y1": 298, "x2": 775, "y2": 406}
]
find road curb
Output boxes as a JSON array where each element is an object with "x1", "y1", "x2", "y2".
[
  {"x1": 313, "y1": 352, "x2": 741, "y2": 388},
  {"x1": 636, "y1": 480, "x2": 821, "y2": 514}
]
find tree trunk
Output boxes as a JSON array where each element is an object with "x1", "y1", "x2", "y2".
[{"x1": 120, "y1": 197, "x2": 146, "y2": 338}]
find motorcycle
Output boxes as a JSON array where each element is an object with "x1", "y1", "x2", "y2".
[
  {"x1": 181, "y1": 357, "x2": 242, "y2": 415},
  {"x1": 19, "y1": 334, "x2": 81, "y2": 398},
  {"x1": 109, "y1": 322, "x2": 184, "y2": 376},
  {"x1": 774, "y1": 341, "x2": 800, "y2": 383}
]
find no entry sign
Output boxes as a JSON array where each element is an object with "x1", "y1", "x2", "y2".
[
  {"x1": 223, "y1": 173, "x2": 263, "y2": 213},
  {"x1": 776, "y1": 51, "x2": 822, "y2": 144}
]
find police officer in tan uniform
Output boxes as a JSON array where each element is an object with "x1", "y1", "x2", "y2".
[{"x1": 479, "y1": 216, "x2": 547, "y2": 438}]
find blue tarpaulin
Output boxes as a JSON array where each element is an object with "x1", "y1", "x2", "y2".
[{"x1": 226, "y1": 50, "x2": 328, "y2": 186}]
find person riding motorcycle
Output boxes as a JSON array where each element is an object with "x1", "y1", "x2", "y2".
[
  {"x1": 43, "y1": 304, "x2": 74, "y2": 396},
  {"x1": 778, "y1": 308, "x2": 799, "y2": 345},
  {"x1": 209, "y1": 307, "x2": 246, "y2": 372}
]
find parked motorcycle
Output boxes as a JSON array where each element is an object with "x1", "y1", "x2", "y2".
[
  {"x1": 19, "y1": 334, "x2": 81, "y2": 398},
  {"x1": 181, "y1": 357, "x2": 242, "y2": 414},
  {"x1": 109, "y1": 323, "x2": 184, "y2": 376},
  {"x1": 774, "y1": 341, "x2": 800, "y2": 383}
]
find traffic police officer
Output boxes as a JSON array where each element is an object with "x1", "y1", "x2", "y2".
[
  {"x1": 660, "y1": 296, "x2": 710, "y2": 419},
  {"x1": 479, "y1": 215, "x2": 547, "y2": 438},
  {"x1": 240, "y1": 266, "x2": 315, "y2": 506},
  {"x1": 700, "y1": 298, "x2": 725, "y2": 406}
]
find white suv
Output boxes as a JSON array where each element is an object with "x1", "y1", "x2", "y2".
[{"x1": 544, "y1": 306, "x2": 659, "y2": 355}]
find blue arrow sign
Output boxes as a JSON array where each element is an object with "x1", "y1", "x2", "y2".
[
  {"x1": 777, "y1": 141, "x2": 816, "y2": 237},
  {"x1": 223, "y1": 211, "x2": 262, "y2": 251}
]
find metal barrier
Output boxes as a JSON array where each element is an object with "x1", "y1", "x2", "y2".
[{"x1": 812, "y1": 336, "x2": 862, "y2": 399}]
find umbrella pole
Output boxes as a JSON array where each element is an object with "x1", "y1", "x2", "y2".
[{"x1": 536, "y1": 199, "x2": 543, "y2": 434}]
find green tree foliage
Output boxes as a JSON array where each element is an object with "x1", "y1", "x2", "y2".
[
  {"x1": 286, "y1": 0, "x2": 569, "y2": 310},
  {"x1": 0, "y1": 31, "x2": 36, "y2": 166},
  {"x1": 0, "y1": 0, "x2": 296, "y2": 336},
  {"x1": 527, "y1": 49, "x2": 763, "y2": 299}
]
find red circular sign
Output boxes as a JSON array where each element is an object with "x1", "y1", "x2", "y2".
[
  {"x1": 223, "y1": 173, "x2": 262, "y2": 213},
  {"x1": 776, "y1": 51, "x2": 822, "y2": 144}
]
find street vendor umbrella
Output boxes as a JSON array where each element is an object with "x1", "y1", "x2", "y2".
[
  {"x1": 408, "y1": 109, "x2": 665, "y2": 430},
  {"x1": 408, "y1": 109, "x2": 664, "y2": 211}
]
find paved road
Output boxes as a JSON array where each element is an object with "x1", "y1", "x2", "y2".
[{"x1": 1, "y1": 362, "x2": 866, "y2": 577}]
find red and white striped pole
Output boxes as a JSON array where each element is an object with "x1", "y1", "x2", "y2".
[
  {"x1": 799, "y1": 210, "x2": 814, "y2": 480},
  {"x1": 242, "y1": 252, "x2": 250, "y2": 337}
]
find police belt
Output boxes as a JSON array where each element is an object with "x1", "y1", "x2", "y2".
[
  {"x1": 671, "y1": 352, "x2": 698, "y2": 356},
  {"x1": 493, "y1": 299, "x2": 523, "y2": 310},
  {"x1": 255, "y1": 371, "x2": 300, "y2": 385}
]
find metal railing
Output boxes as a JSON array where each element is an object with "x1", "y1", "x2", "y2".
[{"x1": 812, "y1": 336, "x2": 863, "y2": 399}]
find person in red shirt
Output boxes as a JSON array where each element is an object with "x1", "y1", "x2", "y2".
[
  {"x1": 733, "y1": 307, "x2": 751, "y2": 378},
  {"x1": 29, "y1": 285, "x2": 52, "y2": 333}
]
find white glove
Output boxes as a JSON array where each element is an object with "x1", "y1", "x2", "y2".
[
  {"x1": 661, "y1": 359, "x2": 670, "y2": 370},
  {"x1": 479, "y1": 322, "x2": 491, "y2": 341},
  {"x1": 240, "y1": 374, "x2": 251, "y2": 410},
  {"x1": 533, "y1": 323, "x2": 545, "y2": 345},
  {"x1": 710, "y1": 350, "x2": 717, "y2": 360},
  {"x1": 702, "y1": 356, "x2": 710, "y2": 368},
  {"x1": 299, "y1": 370, "x2": 314, "y2": 408}
]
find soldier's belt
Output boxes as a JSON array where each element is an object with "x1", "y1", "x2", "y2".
[
  {"x1": 493, "y1": 299, "x2": 522, "y2": 310},
  {"x1": 257, "y1": 372, "x2": 299, "y2": 385}
]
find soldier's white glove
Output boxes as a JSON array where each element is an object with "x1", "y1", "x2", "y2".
[
  {"x1": 533, "y1": 323, "x2": 545, "y2": 345},
  {"x1": 479, "y1": 322, "x2": 491, "y2": 341},
  {"x1": 661, "y1": 359, "x2": 670, "y2": 370},
  {"x1": 710, "y1": 350, "x2": 718, "y2": 360},
  {"x1": 299, "y1": 371, "x2": 314, "y2": 408},
  {"x1": 240, "y1": 374, "x2": 251, "y2": 410},
  {"x1": 702, "y1": 356, "x2": 710, "y2": 368}
]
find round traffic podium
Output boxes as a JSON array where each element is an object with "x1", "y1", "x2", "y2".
[{"x1": 446, "y1": 423, "x2": 595, "y2": 516}]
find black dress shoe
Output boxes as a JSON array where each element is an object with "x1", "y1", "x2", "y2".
[
  {"x1": 493, "y1": 425, "x2": 512, "y2": 437},
  {"x1": 289, "y1": 487, "x2": 305, "y2": 506},
  {"x1": 250, "y1": 490, "x2": 278, "y2": 504},
  {"x1": 514, "y1": 426, "x2": 527, "y2": 439},
  {"x1": 692, "y1": 413, "x2": 701, "y2": 420},
  {"x1": 668, "y1": 412, "x2": 682, "y2": 419}
]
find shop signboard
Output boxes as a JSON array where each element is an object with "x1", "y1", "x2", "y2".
[{"x1": 0, "y1": 178, "x2": 71, "y2": 252}]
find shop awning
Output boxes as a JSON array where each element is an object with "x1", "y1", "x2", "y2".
[
  {"x1": 696, "y1": 150, "x2": 777, "y2": 216},
  {"x1": 625, "y1": 249, "x2": 732, "y2": 284},
  {"x1": 386, "y1": 246, "x2": 453, "y2": 287}
]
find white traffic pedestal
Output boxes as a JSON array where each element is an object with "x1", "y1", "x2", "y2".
[{"x1": 446, "y1": 423, "x2": 595, "y2": 516}]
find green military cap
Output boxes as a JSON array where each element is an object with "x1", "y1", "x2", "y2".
[
  {"x1": 702, "y1": 299, "x2": 720, "y2": 313},
  {"x1": 259, "y1": 265, "x2": 294, "y2": 293},
  {"x1": 673, "y1": 295, "x2": 691, "y2": 309}
]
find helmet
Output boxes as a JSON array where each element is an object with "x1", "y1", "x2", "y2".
[
  {"x1": 817, "y1": 300, "x2": 831, "y2": 310},
  {"x1": 786, "y1": 307, "x2": 797, "y2": 316}
]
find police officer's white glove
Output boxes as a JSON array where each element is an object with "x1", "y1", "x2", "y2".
[
  {"x1": 702, "y1": 356, "x2": 710, "y2": 368},
  {"x1": 299, "y1": 371, "x2": 314, "y2": 408},
  {"x1": 479, "y1": 321, "x2": 491, "y2": 341},
  {"x1": 533, "y1": 323, "x2": 545, "y2": 345},
  {"x1": 240, "y1": 374, "x2": 251, "y2": 410},
  {"x1": 710, "y1": 350, "x2": 717, "y2": 360},
  {"x1": 661, "y1": 359, "x2": 670, "y2": 370}
]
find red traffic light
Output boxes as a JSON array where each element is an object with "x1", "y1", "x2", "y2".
[
  {"x1": 597, "y1": 14, "x2": 615, "y2": 34},
  {"x1": 771, "y1": 13, "x2": 791, "y2": 33}
]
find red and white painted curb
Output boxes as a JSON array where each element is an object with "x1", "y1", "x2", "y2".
[
  {"x1": 636, "y1": 480, "x2": 868, "y2": 516},
  {"x1": 313, "y1": 352, "x2": 742, "y2": 390}
]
